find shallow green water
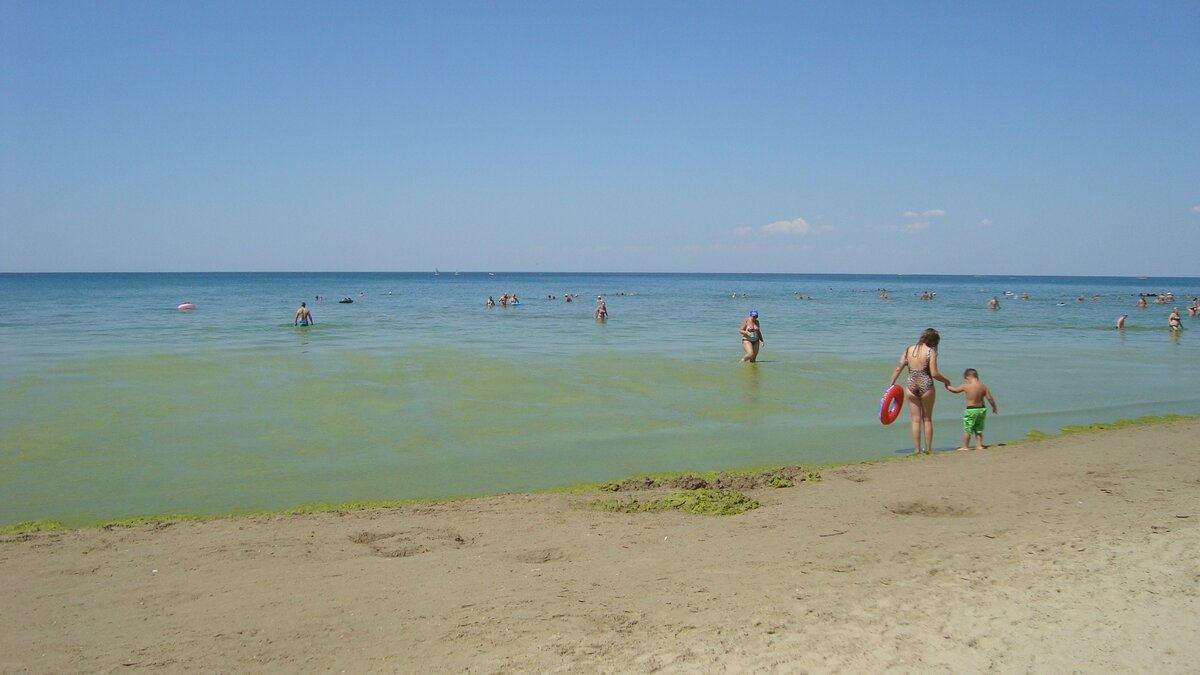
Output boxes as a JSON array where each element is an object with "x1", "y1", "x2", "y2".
[{"x1": 2, "y1": 272, "x2": 1197, "y2": 526}]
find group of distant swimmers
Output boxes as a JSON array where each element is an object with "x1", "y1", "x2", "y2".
[
  {"x1": 486, "y1": 293, "x2": 521, "y2": 307},
  {"x1": 733, "y1": 292, "x2": 819, "y2": 300},
  {"x1": 986, "y1": 292, "x2": 1030, "y2": 308},
  {"x1": 1119, "y1": 294, "x2": 1196, "y2": 330},
  {"x1": 971, "y1": 290, "x2": 1192, "y2": 330},
  {"x1": 484, "y1": 293, "x2": 609, "y2": 320},
  {"x1": 290, "y1": 286, "x2": 1190, "y2": 445},
  {"x1": 298, "y1": 286, "x2": 1195, "y2": 335},
  {"x1": 1118, "y1": 307, "x2": 1188, "y2": 331}
]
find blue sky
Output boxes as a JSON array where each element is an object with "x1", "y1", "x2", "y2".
[{"x1": 2, "y1": 1, "x2": 1197, "y2": 274}]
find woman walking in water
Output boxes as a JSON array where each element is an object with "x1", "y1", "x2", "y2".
[
  {"x1": 739, "y1": 310, "x2": 763, "y2": 362},
  {"x1": 888, "y1": 328, "x2": 952, "y2": 454}
]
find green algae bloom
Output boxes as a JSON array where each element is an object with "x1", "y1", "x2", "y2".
[
  {"x1": 0, "y1": 519, "x2": 65, "y2": 535},
  {"x1": 1025, "y1": 414, "x2": 1189, "y2": 441}
]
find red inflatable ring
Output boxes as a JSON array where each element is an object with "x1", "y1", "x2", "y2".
[{"x1": 879, "y1": 384, "x2": 904, "y2": 425}]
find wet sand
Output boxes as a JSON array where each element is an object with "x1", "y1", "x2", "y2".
[{"x1": 2, "y1": 420, "x2": 1198, "y2": 673}]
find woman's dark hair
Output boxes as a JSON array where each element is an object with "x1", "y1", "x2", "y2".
[{"x1": 918, "y1": 328, "x2": 941, "y2": 348}]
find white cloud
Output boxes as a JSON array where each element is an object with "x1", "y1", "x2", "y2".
[
  {"x1": 905, "y1": 209, "x2": 945, "y2": 218},
  {"x1": 904, "y1": 210, "x2": 919, "y2": 218},
  {"x1": 764, "y1": 217, "x2": 814, "y2": 235},
  {"x1": 978, "y1": 218, "x2": 993, "y2": 226},
  {"x1": 905, "y1": 222, "x2": 930, "y2": 233},
  {"x1": 761, "y1": 217, "x2": 831, "y2": 236},
  {"x1": 1193, "y1": 205, "x2": 1200, "y2": 213},
  {"x1": 732, "y1": 217, "x2": 833, "y2": 239}
]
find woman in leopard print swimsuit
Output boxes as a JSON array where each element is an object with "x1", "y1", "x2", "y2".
[{"x1": 888, "y1": 328, "x2": 952, "y2": 454}]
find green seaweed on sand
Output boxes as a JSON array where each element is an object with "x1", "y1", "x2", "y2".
[
  {"x1": 589, "y1": 488, "x2": 760, "y2": 515},
  {"x1": 768, "y1": 475, "x2": 793, "y2": 488},
  {"x1": 552, "y1": 465, "x2": 818, "y2": 495},
  {"x1": 1025, "y1": 414, "x2": 1190, "y2": 441},
  {"x1": 588, "y1": 466, "x2": 820, "y2": 494},
  {"x1": 1060, "y1": 415, "x2": 1189, "y2": 434},
  {"x1": 768, "y1": 472, "x2": 822, "y2": 487},
  {"x1": 0, "y1": 519, "x2": 65, "y2": 535}
]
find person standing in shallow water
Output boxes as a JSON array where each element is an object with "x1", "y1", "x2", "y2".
[
  {"x1": 294, "y1": 301, "x2": 314, "y2": 326},
  {"x1": 739, "y1": 310, "x2": 763, "y2": 362},
  {"x1": 1168, "y1": 307, "x2": 1182, "y2": 331},
  {"x1": 888, "y1": 328, "x2": 952, "y2": 454}
]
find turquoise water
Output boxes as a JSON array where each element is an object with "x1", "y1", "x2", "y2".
[{"x1": 2, "y1": 272, "x2": 1197, "y2": 527}]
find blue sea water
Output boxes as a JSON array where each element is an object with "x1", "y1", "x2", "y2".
[{"x1": 1, "y1": 272, "x2": 1197, "y2": 527}]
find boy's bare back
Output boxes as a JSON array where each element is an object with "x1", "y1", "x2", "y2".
[
  {"x1": 946, "y1": 370, "x2": 998, "y2": 413},
  {"x1": 959, "y1": 379, "x2": 989, "y2": 407}
]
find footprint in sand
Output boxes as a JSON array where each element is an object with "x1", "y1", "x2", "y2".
[
  {"x1": 349, "y1": 528, "x2": 473, "y2": 558},
  {"x1": 886, "y1": 499, "x2": 974, "y2": 517}
]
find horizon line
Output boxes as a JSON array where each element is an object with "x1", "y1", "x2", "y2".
[{"x1": 0, "y1": 270, "x2": 1194, "y2": 281}]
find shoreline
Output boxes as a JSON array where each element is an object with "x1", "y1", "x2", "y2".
[
  {"x1": 3, "y1": 418, "x2": 1197, "y2": 672},
  {"x1": 2, "y1": 414, "x2": 1194, "y2": 534},
  {"x1": 2, "y1": 414, "x2": 1191, "y2": 535},
  {"x1": 5, "y1": 271, "x2": 1197, "y2": 533}
]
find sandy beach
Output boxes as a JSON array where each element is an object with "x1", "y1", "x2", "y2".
[{"x1": 2, "y1": 420, "x2": 1197, "y2": 673}]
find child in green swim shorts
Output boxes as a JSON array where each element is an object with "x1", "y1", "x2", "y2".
[{"x1": 945, "y1": 368, "x2": 998, "y2": 450}]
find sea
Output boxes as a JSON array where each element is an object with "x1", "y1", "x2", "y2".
[{"x1": 2, "y1": 272, "x2": 1197, "y2": 528}]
